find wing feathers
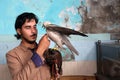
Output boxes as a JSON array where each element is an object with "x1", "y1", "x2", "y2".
[{"x1": 46, "y1": 24, "x2": 88, "y2": 37}]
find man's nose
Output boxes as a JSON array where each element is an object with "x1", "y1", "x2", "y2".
[{"x1": 31, "y1": 27, "x2": 36, "y2": 33}]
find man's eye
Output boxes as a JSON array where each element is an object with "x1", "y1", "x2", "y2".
[{"x1": 26, "y1": 26, "x2": 30, "y2": 29}]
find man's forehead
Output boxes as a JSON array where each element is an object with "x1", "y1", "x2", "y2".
[{"x1": 23, "y1": 19, "x2": 36, "y2": 26}]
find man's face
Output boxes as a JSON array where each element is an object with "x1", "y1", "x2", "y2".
[{"x1": 19, "y1": 19, "x2": 38, "y2": 43}]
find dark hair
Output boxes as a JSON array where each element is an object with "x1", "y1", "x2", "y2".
[{"x1": 14, "y1": 12, "x2": 39, "y2": 39}]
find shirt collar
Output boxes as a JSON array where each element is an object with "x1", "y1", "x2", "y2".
[{"x1": 19, "y1": 42, "x2": 38, "y2": 52}]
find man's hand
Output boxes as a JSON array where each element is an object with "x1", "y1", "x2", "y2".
[{"x1": 36, "y1": 34, "x2": 50, "y2": 59}]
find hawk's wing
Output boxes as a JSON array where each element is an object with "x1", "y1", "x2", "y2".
[{"x1": 46, "y1": 24, "x2": 88, "y2": 37}]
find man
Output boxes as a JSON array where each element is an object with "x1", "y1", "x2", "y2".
[{"x1": 6, "y1": 12, "x2": 51, "y2": 80}]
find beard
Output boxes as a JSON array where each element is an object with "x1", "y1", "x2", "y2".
[
  {"x1": 22, "y1": 34, "x2": 37, "y2": 44},
  {"x1": 26, "y1": 38, "x2": 36, "y2": 44}
]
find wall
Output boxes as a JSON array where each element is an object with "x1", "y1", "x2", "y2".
[{"x1": 1, "y1": 0, "x2": 120, "y2": 35}]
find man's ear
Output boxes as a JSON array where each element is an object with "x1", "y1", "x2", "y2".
[{"x1": 16, "y1": 29, "x2": 21, "y2": 35}]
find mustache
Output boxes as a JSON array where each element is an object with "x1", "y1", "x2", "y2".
[{"x1": 30, "y1": 34, "x2": 37, "y2": 37}]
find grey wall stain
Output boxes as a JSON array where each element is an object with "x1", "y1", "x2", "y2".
[{"x1": 78, "y1": 0, "x2": 120, "y2": 33}]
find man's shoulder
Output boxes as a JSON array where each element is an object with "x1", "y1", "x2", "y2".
[{"x1": 6, "y1": 45, "x2": 21, "y2": 55}]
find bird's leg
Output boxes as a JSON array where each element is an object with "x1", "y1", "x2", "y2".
[{"x1": 53, "y1": 44, "x2": 59, "y2": 50}]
